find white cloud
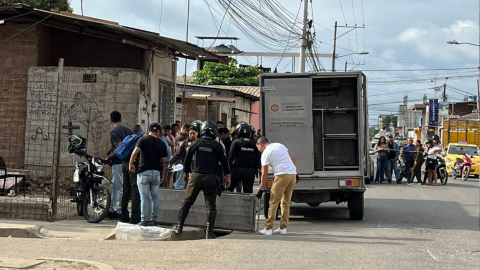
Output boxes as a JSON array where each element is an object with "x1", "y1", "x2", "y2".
[{"x1": 397, "y1": 20, "x2": 479, "y2": 60}]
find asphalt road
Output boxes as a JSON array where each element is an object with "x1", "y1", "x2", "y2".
[{"x1": 1, "y1": 177, "x2": 479, "y2": 269}]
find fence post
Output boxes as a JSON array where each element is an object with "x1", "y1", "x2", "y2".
[{"x1": 51, "y1": 58, "x2": 64, "y2": 219}]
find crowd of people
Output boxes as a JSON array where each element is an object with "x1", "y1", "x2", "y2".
[
  {"x1": 105, "y1": 111, "x2": 297, "y2": 239},
  {"x1": 374, "y1": 134, "x2": 443, "y2": 186}
]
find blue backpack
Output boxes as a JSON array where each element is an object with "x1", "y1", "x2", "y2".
[{"x1": 115, "y1": 132, "x2": 144, "y2": 162}]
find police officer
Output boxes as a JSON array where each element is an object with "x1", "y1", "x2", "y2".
[
  {"x1": 227, "y1": 122, "x2": 261, "y2": 193},
  {"x1": 174, "y1": 121, "x2": 231, "y2": 239}
]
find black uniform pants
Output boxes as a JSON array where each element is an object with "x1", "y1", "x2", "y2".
[
  {"x1": 405, "y1": 159, "x2": 414, "y2": 183},
  {"x1": 181, "y1": 172, "x2": 217, "y2": 212},
  {"x1": 121, "y1": 161, "x2": 141, "y2": 223},
  {"x1": 227, "y1": 167, "x2": 257, "y2": 193}
]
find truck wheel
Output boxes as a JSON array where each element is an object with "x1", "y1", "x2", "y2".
[
  {"x1": 348, "y1": 192, "x2": 364, "y2": 220},
  {"x1": 263, "y1": 193, "x2": 280, "y2": 219}
]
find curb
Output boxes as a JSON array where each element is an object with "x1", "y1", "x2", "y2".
[
  {"x1": 37, "y1": 258, "x2": 115, "y2": 270},
  {"x1": 0, "y1": 225, "x2": 46, "y2": 239}
]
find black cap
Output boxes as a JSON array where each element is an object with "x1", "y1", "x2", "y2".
[
  {"x1": 149, "y1": 123, "x2": 162, "y2": 132},
  {"x1": 164, "y1": 125, "x2": 171, "y2": 130}
]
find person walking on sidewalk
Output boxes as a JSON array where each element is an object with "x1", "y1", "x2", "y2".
[
  {"x1": 106, "y1": 111, "x2": 132, "y2": 220},
  {"x1": 410, "y1": 140, "x2": 425, "y2": 184},
  {"x1": 256, "y1": 137, "x2": 297, "y2": 236},
  {"x1": 174, "y1": 121, "x2": 231, "y2": 239},
  {"x1": 129, "y1": 123, "x2": 168, "y2": 226}
]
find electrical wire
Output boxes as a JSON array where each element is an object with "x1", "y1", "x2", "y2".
[
  {"x1": 275, "y1": 0, "x2": 302, "y2": 69},
  {"x1": 0, "y1": 14, "x2": 53, "y2": 43},
  {"x1": 207, "y1": 0, "x2": 232, "y2": 50}
]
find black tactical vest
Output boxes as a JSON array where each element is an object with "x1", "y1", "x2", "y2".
[
  {"x1": 192, "y1": 138, "x2": 219, "y2": 174},
  {"x1": 233, "y1": 138, "x2": 256, "y2": 168}
]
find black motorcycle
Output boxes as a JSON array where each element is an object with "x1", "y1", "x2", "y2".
[
  {"x1": 69, "y1": 149, "x2": 112, "y2": 223},
  {"x1": 436, "y1": 156, "x2": 448, "y2": 185}
]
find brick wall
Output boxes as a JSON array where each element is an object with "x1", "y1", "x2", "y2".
[{"x1": 0, "y1": 24, "x2": 40, "y2": 168}]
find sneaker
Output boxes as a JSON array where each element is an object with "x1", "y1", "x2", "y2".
[
  {"x1": 374, "y1": 181, "x2": 379, "y2": 184},
  {"x1": 259, "y1": 228, "x2": 272, "y2": 235},
  {"x1": 149, "y1": 221, "x2": 158, "y2": 226},
  {"x1": 273, "y1": 228, "x2": 287, "y2": 235}
]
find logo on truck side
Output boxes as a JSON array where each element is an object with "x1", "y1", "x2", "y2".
[{"x1": 270, "y1": 102, "x2": 281, "y2": 113}]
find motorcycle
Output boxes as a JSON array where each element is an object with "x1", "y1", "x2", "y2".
[
  {"x1": 396, "y1": 158, "x2": 407, "y2": 182},
  {"x1": 436, "y1": 156, "x2": 448, "y2": 185},
  {"x1": 452, "y1": 154, "x2": 472, "y2": 181},
  {"x1": 69, "y1": 149, "x2": 112, "y2": 223}
]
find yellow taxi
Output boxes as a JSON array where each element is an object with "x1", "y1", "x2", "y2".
[{"x1": 444, "y1": 143, "x2": 480, "y2": 177}]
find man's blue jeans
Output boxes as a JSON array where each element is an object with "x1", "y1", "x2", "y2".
[
  {"x1": 386, "y1": 159, "x2": 400, "y2": 181},
  {"x1": 174, "y1": 169, "x2": 186, "y2": 190},
  {"x1": 137, "y1": 170, "x2": 160, "y2": 222}
]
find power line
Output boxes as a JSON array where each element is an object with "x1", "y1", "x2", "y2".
[
  {"x1": 275, "y1": 0, "x2": 303, "y2": 69},
  {"x1": 207, "y1": 0, "x2": 232, "y2": 50}
]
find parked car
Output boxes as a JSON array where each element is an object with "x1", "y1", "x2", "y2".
[
  {"x1": 445, "y1": 143, "x2": 480, "y2": 178},
  {"x1": 371, "y1": 134, "x2": 380, "y2": 149}
]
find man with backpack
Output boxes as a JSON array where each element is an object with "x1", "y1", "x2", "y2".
[
  {"x1": 119, "y1": 125, "x2": 144, "y2": 224},
  {"x1": 106, "y1": 111, "x2": 132, "y2": 220}
]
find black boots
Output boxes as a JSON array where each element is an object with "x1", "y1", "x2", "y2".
[
  {"x1": 174, "y1": 207, "x2": 189, "y2": 234},
  {"x1": 206, "y1": 211, "x2": 217, "y2": 239}
]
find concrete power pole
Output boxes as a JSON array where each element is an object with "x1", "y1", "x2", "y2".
[
  {"x1": 298, "y1": 0, "x2": 309, "y2": 73},
  {"x1": 332, "y1": 21, "x2": 338, "y2": 72}
]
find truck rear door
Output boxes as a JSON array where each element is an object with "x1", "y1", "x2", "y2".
[{"x1": 261, "y1": 75, "x2": 313, "y2": 175}]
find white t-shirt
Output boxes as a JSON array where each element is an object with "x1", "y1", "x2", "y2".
[
  {"x1": 425, "y1": 146, "x2": 441, "y2": 159},
  {"x1": 261, "y1": 143, "x2": 297, "y2": 176}
]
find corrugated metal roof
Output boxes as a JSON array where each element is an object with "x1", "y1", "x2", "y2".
[
  {"x1": 207, "y1": 85, "x2": 260, "y2": 98},
  {"x1": 176, "y1": 83, "x2": 260, "y2": 101}
]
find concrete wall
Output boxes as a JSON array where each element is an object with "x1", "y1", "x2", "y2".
[{"x1": 25, "y1": 67, "x2": 143, "y2": 181}]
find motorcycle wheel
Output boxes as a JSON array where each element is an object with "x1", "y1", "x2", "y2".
[
  {"x1": 77, "y1": 202, "x2": 83, "y2": 216},
  {"x1": 462, "y1": 168, "x2": 470, "y2": 181},
  {"x1": 438, "y1": 168, "x2": 448, "y2": 185},
  {"x1": 453, "y1": 168, "x2": 458, "y2": 179},
  {"x1": 83, "y1": 186, "x2": 111, "y2": 223}
]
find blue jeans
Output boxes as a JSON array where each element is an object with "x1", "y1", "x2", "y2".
[
  {"x1": 110, "y1": 164, "x2": 123, "y2": 214},
  {"x1": 375, "y1": 155, "x2": 387, "y2": 183},
  {"x1": 174, "y1": 169, "x2": 186, "y2": 190},
  {"x1": 386, "y1": 159, "x2": 400, "y2": 181},
  {"x1": 137, "y1": 170, "x2": 160, "y2": 222}
]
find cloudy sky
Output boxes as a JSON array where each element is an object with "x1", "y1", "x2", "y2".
[{"x1": 69, "y1": 0, "x2": 479, "y2": 125}]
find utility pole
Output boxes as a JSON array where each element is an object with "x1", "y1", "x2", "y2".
[
  {"x1": 332, "y1": 21, "x2": 337, "y2": 72},
  {"x1": 298, "y1": 0, "x2": 309, "y2": 73},
  {"x1": 181, "y1": 0, "x2": 191, "y2": 124},
  {"x1": 443, "y1": 83, "x2": 447, "y2": 103}
]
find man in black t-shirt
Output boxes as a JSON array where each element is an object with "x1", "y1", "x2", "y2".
[
  {"x1": 129, "y1": 123, "x2": 168, "y2": 226},
  {"x1": 106, "y1": 111, "x2": 132, "y2": 220}
]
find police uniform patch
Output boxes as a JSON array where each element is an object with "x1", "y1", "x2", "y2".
[{"x1": 199, "y1": 147, "x2": 213, "y2": 152}]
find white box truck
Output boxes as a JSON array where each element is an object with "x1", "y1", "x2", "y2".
[{"x1": 260, "y1": 72, "x2": 373, "y2": 220}]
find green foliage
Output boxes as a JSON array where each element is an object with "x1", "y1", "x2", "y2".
[
  {"x1": 1, "y1": 0, "x2": 73, "y2": 12},
  {"x1": 382, "y1": 115, "x2": 398, "y2": 130},
  {"x1": 192, "y1": 60, "x2": 263, "y2": 86},
  {"x1": 369, "y1": 127, "x2": 378, "y2": 139}
]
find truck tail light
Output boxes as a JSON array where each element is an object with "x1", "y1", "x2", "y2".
[
  {"x1": 339, "y1": 179, "x2": 359, "y2": 187},
  {"x1": 267, "y1": 181, "x2": 273, "y2": 188}
]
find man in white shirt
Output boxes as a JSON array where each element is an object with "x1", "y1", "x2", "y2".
[{"x1": 256, "y1": 137, "x2": 297, "y2": 235}]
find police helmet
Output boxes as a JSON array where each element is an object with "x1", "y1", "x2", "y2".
[
  {"x1": 249, "y1": 124, "x2": 256, "y2": 135},
  {"x1": 191, "y1": 120, "x2": 203, "y2": 132},
  {"x1": 67, "y1": 134, "x2": 86, "y2": 153},
  {"x1": 235, "y1": 122, "x2": 251, "y2": 138},
  {"x1": 200, "y1": 121, "x2": 218, "y2": 139}
]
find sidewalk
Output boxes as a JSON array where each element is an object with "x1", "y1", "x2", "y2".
[
  {"x1": 0, "y1": 216, "x2": 207, "y2": 240},
  {"x1": 0, "y1": 217, "x2": 118, "y2": 240}
]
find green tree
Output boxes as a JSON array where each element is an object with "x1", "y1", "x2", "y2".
[
  {"x1": 1, "y1": 0, "x2": 73, "y2": 12},
  {"x1": 192, "y1": 60, "x2": 263, "y2": 86},
  {"x1": 369, "y1": 127, "x2": 378, "y2": 139},
  {"x1": 382, "y1": 115, "x2": 398, "y2": 130}
]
